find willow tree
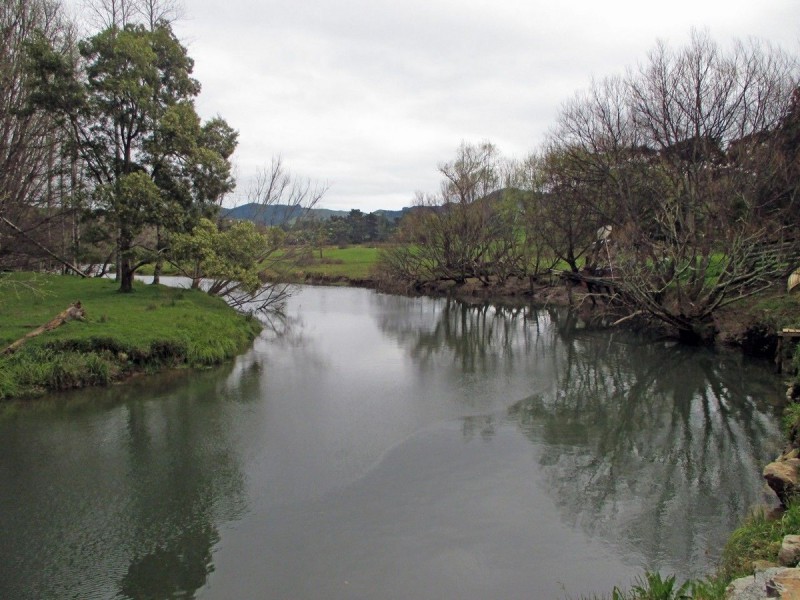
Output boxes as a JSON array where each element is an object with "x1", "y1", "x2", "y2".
[
  {"x1": 378, "y1": 141, "x2": 521, "y2": 287},
  {"x1": 548, "y1": 32, "x2": 799, "y2": 343}
]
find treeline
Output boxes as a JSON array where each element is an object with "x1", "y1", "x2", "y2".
[
  {"x1": 288, "y1": 209, "x2": 398, "y2": 246},
  {"x1": 378, "y1": 32, "x2": 800, "y2": 343}
]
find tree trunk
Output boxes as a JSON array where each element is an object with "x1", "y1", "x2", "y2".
[
  {"x1": 677, "y1": 318, "x2": 717, "y2": 346},
  {"x1": 119, "y1": 227, "x2": 134, "y2": 293},
  {"x1": 152, "y1": 225, "x2": 162, "y2": 285},
  {"x1": 2, "y1": 303, "x2": 86, "y2": 355}
]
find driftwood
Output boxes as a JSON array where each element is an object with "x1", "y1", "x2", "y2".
[{"x1": 2, "y1": 302, "x2": 86, "y2": 355}]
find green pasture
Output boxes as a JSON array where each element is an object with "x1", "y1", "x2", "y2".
[{"x1": 283, "y1": 245, "x2": 382, "y2": 281}]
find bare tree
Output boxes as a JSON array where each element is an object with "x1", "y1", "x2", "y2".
[
  {"x1": 528, "y1": 145, "x2": 603, "y2": 274},
  {"x1": 81, "y1": 0, "x2": 137, "y2": 29},
  {"x1": 378, "y1": 141, "x2": 529, "y2": 288},
  {"x1": 135, "y1": 0, "x2": 183, "y2": 29},
  {"x1": 0, "y1": 0, "x2": 84, "y2": 272},
  {"x1": 547, "y1": 32, "x2": 799, "y2": 343},
  {"x1": 81, "y1": 0, "x2": 183, "y2": 31},
  {"x1": 246, "y1": 155, "x2": 327, "y2": 227}
]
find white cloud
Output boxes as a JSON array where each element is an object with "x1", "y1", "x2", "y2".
[{"x1": 72, "y1": 0, "x2": 800, "y2": 211}]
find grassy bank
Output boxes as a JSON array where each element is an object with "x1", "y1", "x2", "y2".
[{"x1": 0, "y1": 273, "x2": 261, "y2": 399}]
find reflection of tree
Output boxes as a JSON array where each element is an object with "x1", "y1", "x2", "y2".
[
  {"x1": 375, "y1": 295, "x2": 541, "y2": 375},
  {"x1": 0, "y1": 368, "x2": 247, "y2": 600},
  {"x1": 117, "y1": 373, "x2": 248, "y2": 599},
  {"x1": 462, "y1": 414, "x2": 497, "y2": 442},
  {"x1": 222, "y1": 311, "x2": 311, "y2": 403},
  {"x1": 507, "y1": 331, "x2": 783, "y2": 576},
  {"x1": 119, "y1": 524, "x2": 217, "y2": 599}
]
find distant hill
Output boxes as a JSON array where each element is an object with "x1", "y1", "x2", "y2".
[
  {"x1": 372, "y1": 208, "x2": 411, "y2": 222},
  {"x1": 221, "y1": 203, "x2": 411, "y2": 225}
]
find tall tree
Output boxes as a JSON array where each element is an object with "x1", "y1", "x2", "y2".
[
  {"x1": 0, "y1": 0, "x2": 79, "y2": 271},
  {"x1": 30, "y1": 19, "x2": 236, "y2": 291}
]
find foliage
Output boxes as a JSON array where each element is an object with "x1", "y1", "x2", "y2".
[
  {"x1": 573, "y1": 571, "x2": 725, "y2": 600},
  {"x1": 26, "y1": 18, "x2": 237, "y2": 292},
  {"x1": 168, "y1": 217, "x2": 294, "y2": 312},
  {"x1": 0, "y1": 273, "x2": 260, "y2": 399},
  {"x1": 170, "y1": 218, "x2": 281, "y2": 292},
  {"x1": 719, "y1": 502, "x2": 800, "y2": 580}
]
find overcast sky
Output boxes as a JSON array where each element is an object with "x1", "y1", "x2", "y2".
[{"x1": 80, "y1": 1, "x2": 800, "y2": 211}]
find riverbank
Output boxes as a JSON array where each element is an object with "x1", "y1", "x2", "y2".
[
  {"x1": 290, "y1": 264, "x2": 800, "y2": 362},
  {"x1": 0, "y1": 273, "x2": 261, "y2": 400}
]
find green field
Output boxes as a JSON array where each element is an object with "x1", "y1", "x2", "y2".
[
  {"x1": 282, "y1": 245, "x2": 382, "y2": 281},
  {"x1": 0, "y1": 273, "x2": 260, "y2": 399}
]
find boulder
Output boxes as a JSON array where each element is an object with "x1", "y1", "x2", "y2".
[
  {"x1": 780, "y1": 536, "x2": 800, "y2": 568},
  {"x1": 771, "y1": 569, "x2": 800, "y2": 598},
  {"x1": 764, "y1": 458, "x2": 800, "y2": 506},
  {"x1": 726, "y1": 567, "x2": 800, "y2": 599}
]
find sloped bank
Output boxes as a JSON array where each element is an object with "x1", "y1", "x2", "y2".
[{"x1": 0, "y1": 274, "x2": 261, "y2": 401}]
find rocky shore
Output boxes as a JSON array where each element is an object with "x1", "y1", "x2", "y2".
[{"x1": 728, "y1": 384, "x2": 800, "y2": 599}]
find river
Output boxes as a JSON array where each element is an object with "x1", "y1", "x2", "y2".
[{"x1": 0, "y1": 285, "x2": 785, "y2": 599}]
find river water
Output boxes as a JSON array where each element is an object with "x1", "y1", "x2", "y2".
[{"x1": 0, "y1": 285, "x2": 786, "y2": 599}]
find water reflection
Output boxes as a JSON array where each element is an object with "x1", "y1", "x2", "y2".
[
  {"x1": 374, "y1": 296, "x2": 538, "y2": 374},
  {"x1": 0, "y1": 287, "x2": 787, "y2": 599},
  {"x1": 0, "y1": 369, "x2": 247, "y2": 600},
  {"x1": 506, "y1": 327, "x2": 782, "y2": 575}
]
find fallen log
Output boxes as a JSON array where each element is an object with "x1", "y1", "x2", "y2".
[{"x1": 2, "y1": 302, "x2": 86, "y2": 355}]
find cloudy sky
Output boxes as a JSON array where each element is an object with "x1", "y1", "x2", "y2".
[{"x1": 92, "y1": 1, "x2": 800, "y2": 211}]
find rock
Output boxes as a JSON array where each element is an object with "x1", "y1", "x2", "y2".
[
  {"x1": 764, "y1": 459, "x2": 800, "y2": 506},
  {"x1": 780, "y1": 536, "x2": 800, "y2": 567},
  {"x1": 772, "y1": 569, "x2": 800, "y2": 598},
  {"x1": 787, "y1": 385, "x2": 799, "y2": 401},
  {"x1": 726, "y1": 567, "x2": 800, "y2": 599}
]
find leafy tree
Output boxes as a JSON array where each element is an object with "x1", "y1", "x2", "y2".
[
  {"x1": 28, "y1": 19, "x2": 236, "y2": 292},
  {"x1": 170, "y1": 218, "x2": 289, "y2": 313}
]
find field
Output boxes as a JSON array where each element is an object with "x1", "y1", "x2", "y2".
[{"x1": 281, "y1": 245, "x2": 382, "y2": 281}]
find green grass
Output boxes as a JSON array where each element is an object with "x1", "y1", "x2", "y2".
[
  {"x1": 752, "y1": 292, "x2": 800, "y2": 330},
  {"x1": 573, "y1": 571, "x2": 726, "y2": 600},
  {"x1": 0, "y1": 272, "x2": 261, "y2": 399},
  {"x1": 282, "y1": 245, "x2": 381, "y2": 281},
  {"x1": 718, "y1": 501, "x2": 800, "y2": 580}
]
